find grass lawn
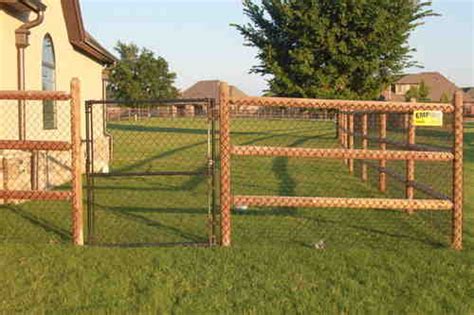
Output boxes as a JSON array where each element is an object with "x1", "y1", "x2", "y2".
[{"x1": 0, "y1": 117, "x2": 472, "y2": 314}]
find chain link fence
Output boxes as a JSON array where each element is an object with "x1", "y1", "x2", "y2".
[
  {"x1": 220, "y1": 88, "x2": 463, "y2": 250},
  {"x1": 0, "y1": 83, "x2": 464, "y2": 251},
  {"x1": 0, "y1": 85, "x2": 83, "y2": 245}
]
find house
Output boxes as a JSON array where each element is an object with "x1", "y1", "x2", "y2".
[
  {"x1": 383, "y1": 72, "x2": 474, "y2": 114},
  {"x1": 0, "y1": 0, "x2": 115, "y2": 194},
  {"x1": 181, "y1": 80, "x2": 255, "y2": 115},
  {"x1": 462, "y1": 87, "x2": 474, "y2": 115},
  {"x1": 181, "y1": 80, "x2": 248, "y2": 100}
]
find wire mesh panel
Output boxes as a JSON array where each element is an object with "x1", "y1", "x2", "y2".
[
  {"x1": 348, "y1": 111, "x2": 454, "y2": 247},
  {"x1": 222, "y1": 92, "x2": 462, "y2": 250},
  {"x1": 86, "y1": 99, "x2": 217, "y2": 247},
  {"x1": 0, "y1": 88, "x2": 80, "y2": 245}
]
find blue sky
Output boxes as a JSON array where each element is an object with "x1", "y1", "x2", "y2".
[{"x1": 81, "y1": 0, "x2": 474, "y2": 96}]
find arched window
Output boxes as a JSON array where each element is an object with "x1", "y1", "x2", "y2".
[{"x1": 42, "y1": 34, "x2": 56, "y2": 130}]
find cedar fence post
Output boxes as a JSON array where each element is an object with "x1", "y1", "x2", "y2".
[
  {"x1": 379, "y1": 113, "x2": 387, "y2": 192},
  {"x1": 406, "y1": 99, "x2": 416, "y2": 214},
  {"x1": 361, "y1": 113, "x2": 368, "y2": 181},
  {"x1": 342, "y1": 111, "x2": 345, "y2": 147},
  {"x1": 2, "y1": 158, "x2": 9, "y2": 204},
  {"x1": 342, "y1": 110, "x2": 348, "y2": 165},
  {"x1": 452, "y1": 91, "x2": 464, "y2": 250},
  {"x1": 219, "y1": 82, "x2": 232, "y2": 247},
  {"x1": 348, "y1": 112, "x2": 354, "y2": 174},
  {"x1": 70, "y1": 78, "x2": 84, "y2": 246}
]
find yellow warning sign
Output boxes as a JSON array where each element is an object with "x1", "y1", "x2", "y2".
[{"x1": 413, "y1": 111, "x2": 443, "y2": 126}]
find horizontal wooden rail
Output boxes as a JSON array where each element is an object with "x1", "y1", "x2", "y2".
[
  {"x1": 0, "y1": 190, "x2": 71, "y2": 201},
  {"x1": 231, "y1": 145, "x2": 454, "y2": 162},
  {"x1": 0, "y1": 90, "x2": 71, "y2": 101},
  {"x1": 230, "y1": 97, "x2": 454, "y2": 113},
  {"x1": 0, "y1": 140, "x2": 71, "y2": 151},
  {"x1": 233, "y1": 195, "x2": 453, "y2": 211}
]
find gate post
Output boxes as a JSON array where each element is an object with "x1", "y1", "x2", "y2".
[
  {"x1": 219, "y1": 82, "x2": 232, "y2": 247},
  {"x1": 70, "y1": 78, "x2": 84, "y2": 246},
  {"x1": 452, "y1": 91, "x2": 464, "y2": 250}
]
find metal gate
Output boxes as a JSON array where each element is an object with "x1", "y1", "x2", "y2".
[{"x1": 85, "y1": 98, "x2": 217, "y2": 247}]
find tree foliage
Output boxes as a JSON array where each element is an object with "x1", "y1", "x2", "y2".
[
  {"x1": 234, "y1": 0, "x2": 437, "y2": 99},
  {"x1": 108, "y1": 42, "x2": 178, "y2": 102}
]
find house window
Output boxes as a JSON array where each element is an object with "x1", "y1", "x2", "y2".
[{"x1": 42, "y1": 34, "x2": 57, "y2": 130}]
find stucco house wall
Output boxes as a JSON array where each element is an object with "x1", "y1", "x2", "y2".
[{"x1": 0, "y1": 0, "x2": 112, "y2": 194}]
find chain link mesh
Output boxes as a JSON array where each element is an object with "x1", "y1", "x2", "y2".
[
  {"x1": 0, "y1": 97, "x2": 73, "y2": 245},
  {"x1": 86, "y1": 100, "x2": 217, "y2": 247},
  {"x1": 227, "y1": 103, "x2": 455, "y2": 250}
]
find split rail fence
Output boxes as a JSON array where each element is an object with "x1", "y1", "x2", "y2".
[
  {"x1": 0, "y1": 79, "x2": 83, "y2": 245},
  {"x1": 219, "y1": 82, "x2": 464, "y2": 250}
]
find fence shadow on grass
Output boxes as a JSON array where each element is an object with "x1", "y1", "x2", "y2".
[
  {"x1": 93, "y1": 203, "x2": 206, "y2": 245},
  {"x1": 269, "y1": 131, "x2": 335, "y2": 214},
  {"x1": 94, "y1": 204, "x2": 206, "y2": 215},
  {"x1": 3, "y1": 205, "x2": 71, "y2": 243},
  {"x1": 293, "y1": 212, "x2": 447, "y2": 250},
  {"x1": 113, "y1": 140, "x2": 208, "y2": 174}
]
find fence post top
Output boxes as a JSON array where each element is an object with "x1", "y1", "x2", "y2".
[
  {"x1": 453, "y1": 91, "x2": 463, "y2": 104},
  {"x1": 70, "y1": 78, "x2": 81, "y2": 92}
]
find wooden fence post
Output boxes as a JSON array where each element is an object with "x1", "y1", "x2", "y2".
[
  {"x1": 70, "y1": 78, "x2": 84, "y2": 246},
  {"x1": 342, "y1": 112, "x2": 346, "y2": 147},
  {"x1": 452, "y1": 91, "x2": 464, "y2": 250},
  {"x1": 342, "y1": 110, "x2": 348, "y2": 165},
  {"x1": 379, "y1": 113, "x2": 387, "y2": 192},
  {"x1": 348, "y1": 112, "x2": 354, "y2": 174},
  {"x1": 219, "y1": 82, "x2": 232, "y2": 247},
  {"x1": 361, "y1": 114, "x2": 368, "y2": 181},
  {"x1": 2, "y1": 158, "x2": 9, "y2": 204},
  {"x1": 406, "y1": 99, "x2": 416, "y2": 214}
]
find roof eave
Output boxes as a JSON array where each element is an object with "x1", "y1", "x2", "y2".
[
  {"x1": 71, "y1": 40, "x2": 116, "y2": 66},
  {"x1": 61, "y1": 0, "x2": 116, "y2": 66},
  {"x1": 0, "y1": 0, "x2": 46, "y2": 12}
]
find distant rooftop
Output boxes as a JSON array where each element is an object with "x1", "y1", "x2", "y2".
[
  {"x1": 181, "y1": 80, "x2": 249, "y2": 100},
  {"x1": 392, "y1": 72, "x2": 473, "y2": 102}
]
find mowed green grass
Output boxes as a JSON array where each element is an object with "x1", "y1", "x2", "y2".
[{"x1": 0, "y1": 117, "x2": 473, "y2": 314}]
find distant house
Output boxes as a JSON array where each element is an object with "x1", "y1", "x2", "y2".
[
  {"x1": 383, "y1": 72, "x2": 474, "y2": 114},
  {"x1": 0, "y1": 0, "x2": 115, "y2": 193},
  {"x1": 181, "y1": 80, "x2": 256, "y2": 115},
  {"x1": 181, "y1": 80, "x2": 247, "y2": 100},
  {"x1": 462, "y1": 88, "x2": 474, "y2": 115}
]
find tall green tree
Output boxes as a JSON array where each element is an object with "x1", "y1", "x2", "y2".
[
  {"x1": 234, "y1": 0, "x2": 437, "y2": 99},
  {"x1": 108, "y1": 42, "x2": 178, "y2": 102}
]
